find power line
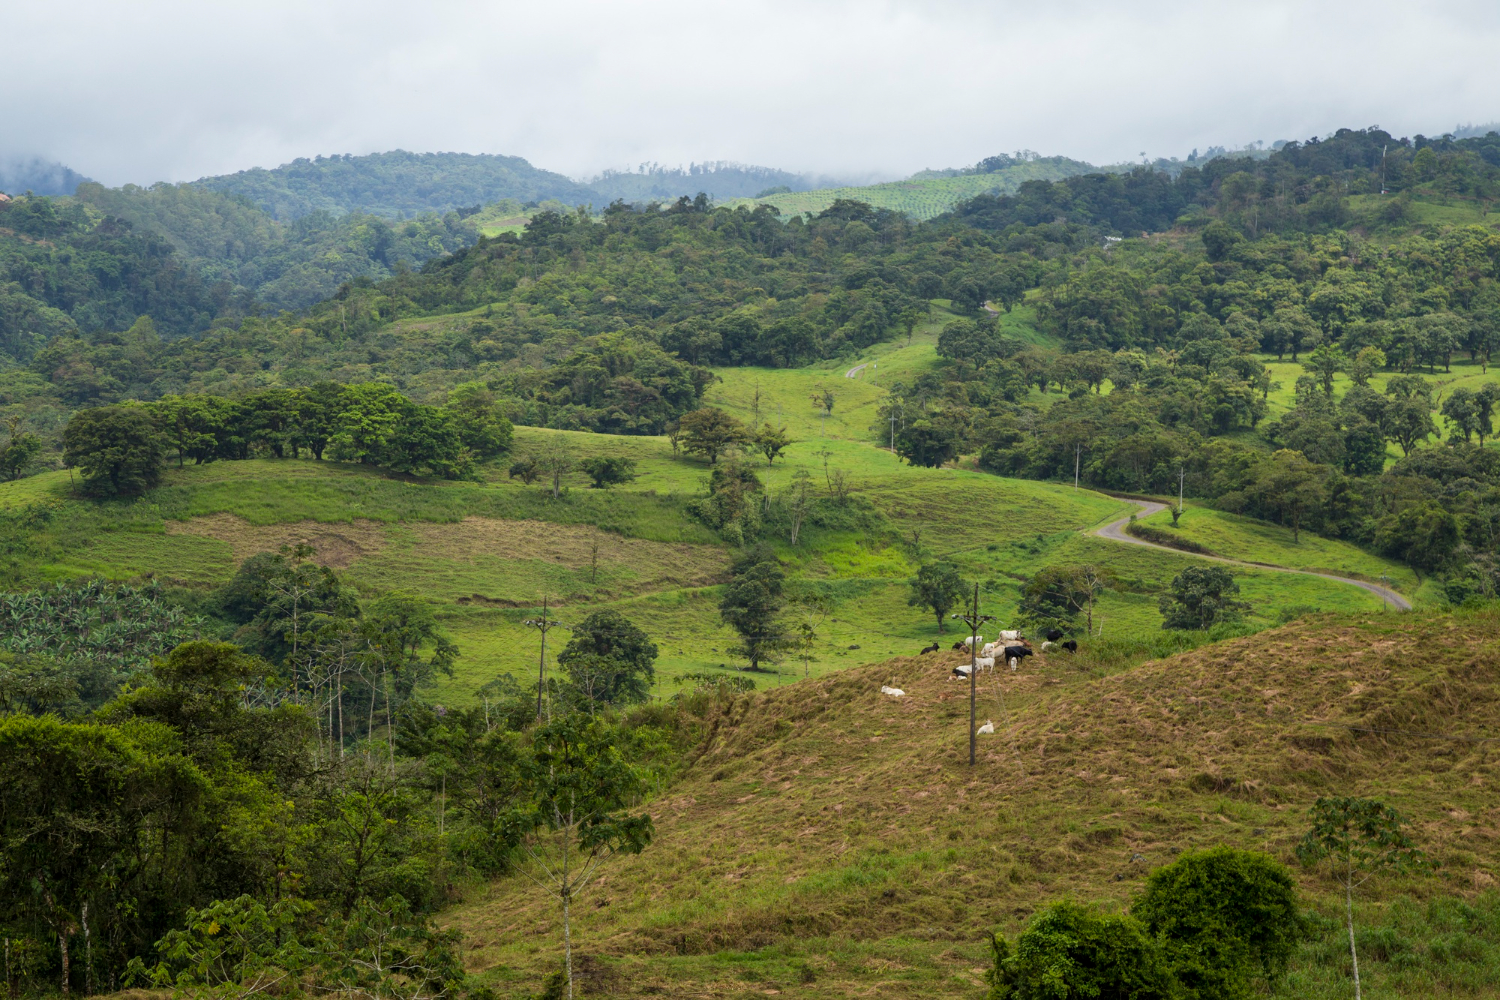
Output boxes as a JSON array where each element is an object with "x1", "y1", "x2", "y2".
[
  {"x1": 522, "y1": 595, "x2": 565, "y2": 721},
  {"x1": 950, "y1": 583, "x2": 997, "y2": 766}
]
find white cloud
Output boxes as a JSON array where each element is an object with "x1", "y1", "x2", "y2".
[{"x1": 1, "y1": 0, "x2": 1497, "y2": 185}]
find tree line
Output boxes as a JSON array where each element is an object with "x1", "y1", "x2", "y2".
[{"x1": 58, "y1": 380, "x2": 514, "y2": 495}]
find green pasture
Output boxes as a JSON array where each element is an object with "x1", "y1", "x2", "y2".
[
  {"x1": 1348, "y1": 192, "x2": 1500, "y2": 230},
  {"x1": 1258, "y1": 354, "x2": 1500, "y2": 465},
  {"x1": 720, "y1": 160, "x2": 1092, "y2": 221},
  {"x1": 1138, "y1": 504, "x2": 1418, "y2": 591},
  {"x1": 0, "y1": 379, "x2": 1415, "y2": 711}
]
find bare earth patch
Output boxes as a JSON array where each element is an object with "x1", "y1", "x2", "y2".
[
  {"x1": 406, "y1": 517, "x2": 725, "y2": 585},
  {"x1": 164, "y1": 515, "x2": 728, "y2": 591},
  {"x1": 165, "y1": 514, "x2": 388, "y2": 569}
]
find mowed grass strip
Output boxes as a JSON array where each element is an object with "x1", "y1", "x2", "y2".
[{"x1": 449, "y1": 606, "x2": 1500, "y2": 998}]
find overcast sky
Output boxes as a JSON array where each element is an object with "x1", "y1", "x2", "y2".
[{"x1": 4, "y1": 0, "x2": 1499, "y2": 186}]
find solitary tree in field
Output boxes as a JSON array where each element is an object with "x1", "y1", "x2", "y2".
[
  {"x1": 718, "y1": 546, "x2": 788, "y2": 671},
  {"x1": 907, "y1": 562, "x2": 966, "y2": 632},
  {"x1": 1348, "y1": 346, "x2": 1386, "y2": 386},
  {"x1": 517, "y1": 715, "x2": 653, "y2": 1000},
  {"x1": 508, "y1": 455, "x2": 542, "y2": 485},
  {"x1": 1020, "y1": 564, "x2": 1114, "y2": 635},
  {"x1": 1304, "y1": 342, "x2": 1348, "y2": 397},
  {"x1": 810, "y1": 386, "x2": 835, "y2": 435},
  {"x1": 538, "y1": 439, "x2": 574, "y2": 498},
  {"x1": 899, "y1": 306, "x2": 926, "y2": 346},
  {"x1": 579, "y1": 456, "x2": 636, "y2": 489},
  {"x1": 1298, "y1": 797, "x2": 1430, "y2": 1000},
  {"x1": 1159, "y1": 566, "x2": 1250, "y2": 630},
  {"x1": 1248, "y1": 449, "x2": 1325, "y2": 542},
  {"x1": 753, "y1": 424, "x2": 792, "y2": 467},
  {"x1": 677, "y1": 407, "x2": 747, "y2": 465},
  {"x1": 63, "y1": 405, "x2": 166, "y2": 496},
  {"x1": 556, "y1": 609, "x2": 657, "y2": 711}
]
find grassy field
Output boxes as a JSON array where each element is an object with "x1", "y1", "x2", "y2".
[
  {"x1": 1348, "y1": 192, "x2": 1500, "y2": 230},
  {"x1": 1137, "y1": 503, "x2": 1418, "y2": 591},
  {"x1": 0, "y1": 301, "x2": 1423, "y2": 712},
  {"x1": 449, "y1": 606, "x2": 1500, "y2": 998},
  {"x1": 0, "y1": 418, "x2": 1397, "y2": 710}
]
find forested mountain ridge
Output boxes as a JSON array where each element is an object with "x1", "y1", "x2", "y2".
[
  {"x1": 74, "y1": 181, "x2": 479, "y2": 310},
  {"x1": 194, "y1": 150, "x2": 596, "y2": 220},
  {"x1": 948, "y1": 125, "x2": 1500, "y2": 236}
]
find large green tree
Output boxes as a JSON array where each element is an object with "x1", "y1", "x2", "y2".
[
  {"x1": 556, "y1": 610, "x2": 658, "y2": 710},
  {"x1": 1134, "y1": 846, "x2": 1301, "y2": 998},
  {"x1": 678, "y1": 407, "x2": 747, "y2": 464},
  {"x1": 906, "y1": 562, "x2": 966, "y2": 632},
  {"x1": 1158, "y1": 565, "x2": 1250, "y2": 630},
  {"x1": 718, "y1": 545, "x2": 787, "y2": 670},
  {"x1": 62, "y1": 405, "x2": 165, "y2": 496}
]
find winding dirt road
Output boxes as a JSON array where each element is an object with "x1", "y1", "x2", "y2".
[
  {"x1": 1094, "y1": 499, "x2": 1413, "y2": 611},
  {"x1": 845, "y1": 361, "x2": 870, "y2": 378}
]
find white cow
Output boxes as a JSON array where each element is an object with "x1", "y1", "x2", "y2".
[
  {"x1": 976, "y1": 720, "x2": 995, "y2": 734},
  {"x1": 880, "y1": 685, "x2": 906, "y2": 697}
]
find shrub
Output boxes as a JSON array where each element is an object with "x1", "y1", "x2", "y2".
[
  {"x1": 580, "y1": 456, "x2": 637, "y2": 489},
  {"x1": 1134, "y1": 845, "x2": 1302, "y2": 998},
  {"x1": 989, "y1": 901, "x2": 1173, "y2": 1000}
]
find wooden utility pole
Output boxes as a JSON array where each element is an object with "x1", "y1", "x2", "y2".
[
  {"x1": 951, "y1": 584, "x2": 996, "y2": 766},
  {"x1": 1178, "y1": 466, "x2": 1185, "y2": 518},
  {"x1": 1074, "y1": 442, "x2": 1081, "y2": 488},
  {"x1": 524, "y1": 596, "x2": 563, "y2": 721}
]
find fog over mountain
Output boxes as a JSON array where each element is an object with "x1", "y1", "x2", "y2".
[{"x1": 2, "y1": 0, "x2": 1497, "y2": 187}]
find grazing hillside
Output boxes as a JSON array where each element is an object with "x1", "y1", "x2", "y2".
[{"x1": 451, "y1": 608, "x2": 1500, "y2": 997}]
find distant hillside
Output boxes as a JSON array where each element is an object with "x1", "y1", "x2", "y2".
[
  {"x1": 0, "y1": 156, "x2": 91, "y2": 196},
  {"x1": 194, "y1": 150, "x2": 594, "y2": 220},
  {"x1": 584, "y1": 162, "x2": 819, "y2": 203},
  {"x1": 725, "y1": 155, "x2": 1097, "y2": 219},
  {"x1": 73, "y1": 181, "x2": 477, "y2": 311}
]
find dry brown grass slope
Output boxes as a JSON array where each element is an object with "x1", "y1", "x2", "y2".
[{"x1": 452, "y1": 609, "x2": 1500, "y2": 997}]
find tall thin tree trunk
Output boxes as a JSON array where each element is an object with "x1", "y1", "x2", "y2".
[
  {"x1": 562, "y1": 823, "x2": 573, "y2": 1000},
  {"x1": 1346, "y1": 872, "x2": 1361, "y2": 1000},
  {"x1": 57, "y1": 930, "x2": 69, "y2": 997},
  {"x1": 81, "y1": 904, "x2": 90, "y2": 996}
]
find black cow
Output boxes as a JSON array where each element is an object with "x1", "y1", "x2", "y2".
[
  {"x1": 920, "y1": 642, "x2": 940, "y2": 655},
  {"x1": 1003, "y1": 645, "x2": 1033, "y2": 662},
  {"x1": 1061, "y1": 640, "x2": 1078, "y2": 653},
  {"x1": 1043, "y1": 628, "x2": 1065, "y2": 642}
]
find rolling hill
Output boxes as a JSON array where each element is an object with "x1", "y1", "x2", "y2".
[{"x1": 449, "y1": 607, "x2": 1500, "y2": 997}]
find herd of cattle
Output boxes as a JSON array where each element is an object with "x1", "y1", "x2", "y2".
[{"x1": 915, "y1": 627, "x2": 1079, "y2": 679}]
